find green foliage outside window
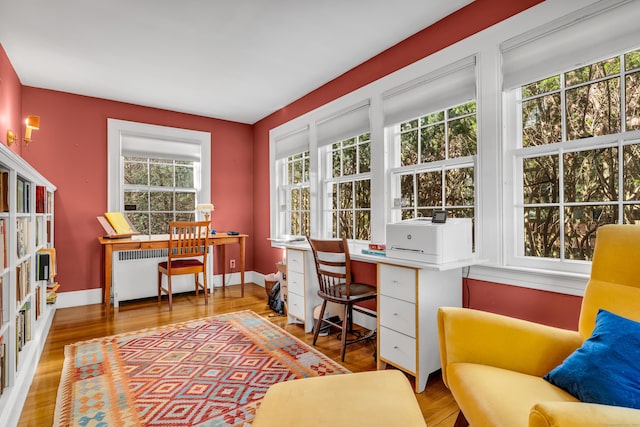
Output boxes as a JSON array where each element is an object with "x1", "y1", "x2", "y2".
[
  {"x1": 329, "y1": 133, "x2": 371, "y2": 240},
  {"x1": 123, "y1": 157, "x2": 196, "y2": 234},
  {"x1": 285, "y1": 151, "x2": 310, "y2": 236},
  {"x1": 518, "y1": 48, "x2": 640, "y2": 261},
  {"x1": 398, "y1": 101, "x2": 476, "y2": 225}
]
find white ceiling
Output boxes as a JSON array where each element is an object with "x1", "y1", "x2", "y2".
[{"x1": 0, "y1": 0, "x2": 473, "y2": 124}]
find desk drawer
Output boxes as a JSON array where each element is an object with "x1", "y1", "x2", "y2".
[
  {"x1": 379, "y1": 296, "x2": 415, "y2": 338},
  {"x1": 287, "y1": 271, "x2": 304, "y2": 295},
  {"x1": 287, "y1": 249, "x2": 305, "y2": 274},
  {"x1": 380, "y1": 326, "x2": 416, "y2": 372},
  {"x1": 379, "y1": 264, "x2": 416, "y2": 302},
  {"x1": 288, "y1": 292, "x2": 305, "y2": 320}
]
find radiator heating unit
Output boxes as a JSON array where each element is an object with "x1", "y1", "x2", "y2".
[{"x1": 112, "y1": 248, "x2": 213, "y2": 307}]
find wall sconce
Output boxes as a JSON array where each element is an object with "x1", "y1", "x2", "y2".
[
  {"x1": 24, "y1": 115, "x2": 40, "y2": 144},
  {"x1": 196, "y1": 203, "x2": 215, "y2": 222},
  {"x1": 6, "y1": 115, "x2": 41, "y2": 146},
  {"x1": 6, "y1": 130, "x2": 17, "y2": 146}
]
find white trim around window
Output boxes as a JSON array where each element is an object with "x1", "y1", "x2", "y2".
[{"x1": 107, "y1": 119, "x2": 211, "y2": 212}]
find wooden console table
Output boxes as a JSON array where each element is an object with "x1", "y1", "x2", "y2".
[{"x1": 98, "y1": 232, "x2": 247, "y2": 309}]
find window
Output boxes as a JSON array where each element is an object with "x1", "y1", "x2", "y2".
[
  {"x1": 390, "y1": 102, "x2": 477, "y2": 241},
  {"x1": 282, "y1": 151, "x2": 310, "y2": 236},
  {"x1": 107, "y1": 119, "x2": 210, "y2": 235},
  {"x1": 511, "y1": 49, "x2": 640, "y2": 263},
  {"x1": 325, "y1": 132, "x2": 371, "y2": 240},
  {"x1": 123, "y1": 157, "x2": 198, "y2": 234}
]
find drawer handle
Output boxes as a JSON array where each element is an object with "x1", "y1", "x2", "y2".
[
  {"x1": 393, "y1": 345, "x2": 399, "y2": 350},
  {"x1": 393, "y1": 312, "x2": 398, "y2": 316}
]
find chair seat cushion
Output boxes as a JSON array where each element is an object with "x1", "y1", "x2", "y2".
[
  {"x1": 253, "y1": 370, "x2": 426, "y2": 427},
  {"x1": 159, "y1": 259, "x2": 204, "y2": 269},
  {"x1": 321, "y1": 283, "x2": 376, "y2": 301},
  {"x1": 447, "y1": 362, "x2": 578, "y2": 427},
  {"x1": 544, "y1": 309, "x2": 640, "y2": 409}
]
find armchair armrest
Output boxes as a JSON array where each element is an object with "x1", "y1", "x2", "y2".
[
  {"x1": 438, "y1": 307, "x2": 583, "y2": 385},
  {"x1": 530, "y1": 401, "x2": 640, "y2": 427}
]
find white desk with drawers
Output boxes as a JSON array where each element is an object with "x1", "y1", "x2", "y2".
[{"x1": 277, "y1": 241, "x2": 478, "y2": 393}]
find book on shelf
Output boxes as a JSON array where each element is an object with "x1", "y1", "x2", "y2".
[
  {"x1": 35, "y1": 284, "x2": 41, "y2": 320},
  {"x1": 35, "y1": 216, "x2": 41, "y2": 247},
  {"x1": 0, "y1": 171, "x2": 8, "y2": 213},
  {"x1": 16, "y1": 217, "x2": 29, "y2": 259},
  {"x1": 16, "y1": 178, "x2": 30, "y2": 214},
  {"x1": 35, "y1": 185, "x2": 46, "y2": 213},
  {"x1": 0, "y1": 218, "x2": 6, "y2": 271},
  {"x1": 47, "y1": 282, "x2": 60, "y2": 304},
  {"x1": 35, "y1": 186, "x2": 54, "y2": 214},
  {"x1": 0, "y1": 277, "x2": 2, "y2": 327},
  {"x1": 16, "y1": 260, "x2": 30, "y2": 303},
  {"x1": 36, "y1": 248, "x2": 56, "y2": 281},
  {"x1": 0, "y1": 343, "x2": 5, "y2": 394},
  {"x1": 16, "y1": 302, "x2": 31, "y2": 354},
  {"x1": 98, "y1": 212, "x2": 140, "y2": 238}
]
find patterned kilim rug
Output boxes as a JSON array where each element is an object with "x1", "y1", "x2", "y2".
[{"x1": 54, "y1": 310, "x2": 350, "y2": 426}]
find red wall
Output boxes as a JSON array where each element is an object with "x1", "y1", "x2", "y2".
[
  {"x1": 464, "y1": 279, "x2": 582, "y2": 330},
  {"x1": 0, "y1": 45, "x2": 23, "y2": 158},
  {"x1": 18, "y1": 87, "x2": 254, "y2": 294}
]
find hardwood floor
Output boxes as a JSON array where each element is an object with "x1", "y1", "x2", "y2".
[{"x1": 18, "y1": 283, "x2": 461, "y2": 426}]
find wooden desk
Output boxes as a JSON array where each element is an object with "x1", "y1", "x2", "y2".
[{"x1": 98, "y1": 233, "x2": 247, "y2": 309}]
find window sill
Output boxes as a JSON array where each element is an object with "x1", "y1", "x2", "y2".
[{"x1": 467, "y1": 264, "x2": 589, "y2": 296}]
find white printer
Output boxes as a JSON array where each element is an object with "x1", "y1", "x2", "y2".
[{"x1": 386, "y1": 217, "x2": 472, "y2": 264}]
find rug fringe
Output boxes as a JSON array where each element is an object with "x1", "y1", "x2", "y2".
[{"x1": 52, "y1": 345, "x2": 77, "y2": 427}]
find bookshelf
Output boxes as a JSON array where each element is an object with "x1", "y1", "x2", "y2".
[{"x1": 0, "y1": 143, "x2": 56, "y2": 427}]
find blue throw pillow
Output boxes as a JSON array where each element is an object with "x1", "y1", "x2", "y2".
[{"x1": 544, "y1": 309, "x2": 640, "y2": 409}]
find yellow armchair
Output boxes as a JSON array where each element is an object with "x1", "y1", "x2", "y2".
[{"x1": 438, "y1": 224, "x2": 640, "y2": 427}]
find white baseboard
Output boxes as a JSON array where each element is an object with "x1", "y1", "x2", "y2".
[
  {"x1": 57, "y1": 271, "x2": 265, "y2": 308},
  {"x1": 57, "y1": 288, "x2": 103, "y2": 308}
]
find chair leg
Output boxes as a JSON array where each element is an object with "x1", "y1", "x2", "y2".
[
  {"x1": 158, "y1": 271, "x2": 163, "y2": 303},
  {"x1": 453, "y1": 411, "x2": 469, "y2": 427},
  {"x1": 340, "y1": 303, "x2": 350, "y2": 362},
  {"x1": 167, "y1": 275, "x2": 173, "y2": 310},
  {"x1": 312, "y1": 301, "x2": 328, "y2": 346},
  {"x1": 202, "y1": 270, "x2": 208, "y2": 304}
]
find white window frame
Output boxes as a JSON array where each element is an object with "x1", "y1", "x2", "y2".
[
  {"x1": 322, "y1": 133, "x2": 372, "y2": 241},
  {"x1": 503, "y1": 12, "x2": 640, "y2": 276},
  {"x1": 107, "y1": 119, "x2": 211, "y2": 220},
  {"x1": 277, "y1": 150, "x2": 311, "y2": 237},
  {"x1": 386, "y1": 101, "x2": 478, "y2": 226}
]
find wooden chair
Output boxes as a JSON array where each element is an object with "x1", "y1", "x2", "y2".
[
  {"x1": 158, "y1": 221, "x2": 210, "y2": 310},
  {"x1": 307, "y1": 236, "x2": 377, "y2": 362}
]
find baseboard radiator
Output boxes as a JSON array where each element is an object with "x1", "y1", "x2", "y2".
[{"x1": 112, "y1": 249, "x2": 213, "y2": 307}]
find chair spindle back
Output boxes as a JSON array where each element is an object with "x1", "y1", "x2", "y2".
[{"x1": 308, "y1": 237, "x2": 353, "y2": 298}]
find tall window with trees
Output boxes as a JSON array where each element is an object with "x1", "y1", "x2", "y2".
[
  {"x1": 123, "y1": 157, "x2": 198, "y2": 234},
  {"x1": 391, "y1": 101, "x2": 477, "y2": 225},
  {"x1": 326, "y1": 132, "x2": 371, "y2": 240},
  {"x1": 107, "y1": 119, "x2": 210, "y2": 236},
  {"x1": 283, "y1": 151, "x2": 310, "y2": 236},
  {"x1": 513, "y1": 49, "x2": 640, "y2": 262}
]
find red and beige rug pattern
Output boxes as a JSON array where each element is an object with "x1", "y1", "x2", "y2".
[{"x1": 54, "y1": 310, "x2": 350, "y2": 426}]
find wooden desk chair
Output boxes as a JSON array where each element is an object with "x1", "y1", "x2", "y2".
[
  {"x1": 158, "y1": 221, "x2": 210, "y2": 310},
  {"x1": 307, "y1": 237, "x2": 377, "y2": 362}
]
